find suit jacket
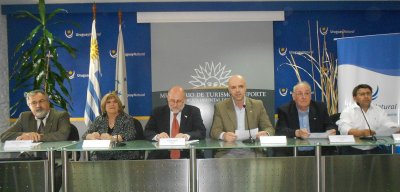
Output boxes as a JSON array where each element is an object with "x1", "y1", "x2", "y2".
[
  {"x1": 1, "y1": 109, "x2": 71, "y2": 142},
  {"x1": 144, "y1": 104, "x2": 206, "y2": 159},
  {"x1": 276, "y1": 100, "x2": 336, "y2": 138},
  {"x1": 210, "y1": 97, "x2": 275, "y2": 139}
]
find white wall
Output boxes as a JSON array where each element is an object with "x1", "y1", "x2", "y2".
[{"x1": 0, "y1": 8, "x2": 10, "y2": 134}]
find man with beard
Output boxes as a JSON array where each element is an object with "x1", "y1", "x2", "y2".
[
  {"x1": 1, "y1": 90, "x2": 71, "y2": 191},
  {"x1": 1, "y1": 90, "x2": 71, "y2": 142},
  {"x1": 144, "y1": 86, "x2": 206, "y2": 159}
]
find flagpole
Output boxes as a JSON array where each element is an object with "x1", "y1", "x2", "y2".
[
  {"x1": 118, "y1": 9, "x2": 122, "y2": 25},
  {"x1": 84, "y1": 3, "x2": 101, "y2": 126},
  {"x1": 115, "y1": 10, "x2": 129, "y2": 114},
  {"x1": 92, "y1": 3, "x2": 96, "y2": 21}
]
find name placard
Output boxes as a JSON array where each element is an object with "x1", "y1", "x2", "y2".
[
  {"x1": 82, "y1": 140, "x2": 111, "y2": 149},
  {"x1": 392, "y1": 134, "x2": 400, "y2": 142},
  {"x1": 329, "y1": 135, "x2": 355, "y2": 143},
  {"x1": 3, "y1": 140, "x2": 37, "y2": 150},
  {"x1": 159, "y1": 138, "x2": 186, "y2": 146},
  {"x1": 260, "y1": 136, "x2": 287, "y2": 144}
]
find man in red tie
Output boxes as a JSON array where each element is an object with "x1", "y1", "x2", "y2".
[{"x1": 144, "y1": 86, "x2": 206, "y2": 159}]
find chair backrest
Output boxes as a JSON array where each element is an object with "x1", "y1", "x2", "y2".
[
  {"x1": 68, "y1": 123, "x2": 80, "y2": 141},
  {"x1": 133, "y1": 118, "x2": 145, "y2": 140},
  {"x1": 330, "y1": 113, "x2": 341, "y2": 124},
  {"x1": 329, "y1": 113, "x2": 341, "y2": 134}
]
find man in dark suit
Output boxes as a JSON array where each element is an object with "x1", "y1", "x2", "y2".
[
  {"x1": 275, "y1": 81, "x2": 336, "y2": 156},
  {"x1": 1, "y1": 90, "x2": 71, "y2": 142},
  {"x1": 144, "y1": 86, "x2": 206, "y2": 159}
]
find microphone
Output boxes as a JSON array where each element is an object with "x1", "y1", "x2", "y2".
[
  {"x1": 114, "y1": 134, "x2": 126, "y2": 147},
  {"x1": 357, "y1": 102, "x2": 376, "y2": 141},
  {"x1": 242, "y1": 104, "x2": 255, "y2": 144}
]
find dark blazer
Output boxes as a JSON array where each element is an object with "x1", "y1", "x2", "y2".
[
  {"x1": 276, "y1": 100, "x2": 336, "y2": 138},
  {"x1": 1, "y1": 109, "x2": 71, "y2": 142},
  {"x1": 144, "y1": 104, "x2": 206, "y2": 159}
]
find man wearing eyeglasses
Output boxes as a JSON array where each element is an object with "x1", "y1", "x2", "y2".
[
  {"x1": 275, "y1": 81, "x2": 337, "y2": 156},
  {"x1": 1, "y1": 90, "x2": 71, "y2": 142},
  {"x1": 144, "y1": 86, "x2": 206, "y2": 159}
]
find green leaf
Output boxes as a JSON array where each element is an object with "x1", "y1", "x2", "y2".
[
  {"x1": 54, "y1": 38, "x2": 77, "y2": 58},
  {"x1": 15, "y1": 11, "x2": 41, "y2": 24},
  {"x1": 44, "y1": 29, "x2": 54, "y2": 46},
  {"x1": 38, "y1": 0, "x2": 46, "y2": 25},
  {"x1": 47, "y1": 8, "x2": 67, "y2": 21},
  {"x1": 11, "y1": 0, "x2": 76, "y2": 113}
]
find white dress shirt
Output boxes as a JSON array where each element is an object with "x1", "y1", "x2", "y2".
[{"x1": 337, "y1": 103, "x2": 398, "y2": 150}]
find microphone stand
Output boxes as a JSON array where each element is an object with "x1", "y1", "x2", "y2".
[
  {"x1": 242, "y1": 104, "x2": 255, "y2": 144},
  {"x1": 358, "y1": 103, "x2": 377, "y2": 141},
  {"x1": 115, "y1": 135, "x2": 126, "y2": 147}
]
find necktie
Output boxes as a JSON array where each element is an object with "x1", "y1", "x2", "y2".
[
  {"x1": 170, "y1": 113, "x2": 181, "y2": 159},
  {"x1": 37, "y1": 118, "x2": 44, "y2": 134}
]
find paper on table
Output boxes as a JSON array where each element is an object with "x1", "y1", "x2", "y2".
[
  {"x1": 235, "y1": 128, "x2": 259, "y2": 141},
  {"x1": 186, "y1": 140, "x2": 199, "y2": 144},
  {"x1": 375, "y1": 127, "x2": 400, "y2": 136},
  {"x1": 308, "y1": 132, "x2": 329, "y2": 139}
]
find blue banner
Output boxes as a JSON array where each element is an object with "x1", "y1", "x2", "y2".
[
  {"x1": 8, "y1": 12, "x2": 152, "y2": 118},
  {"x1": 337, "y1": 33, "x2": 400, "y2": 122},
  {"x1": 274, "y1": 11, "x2": 400, "y2": 115}
]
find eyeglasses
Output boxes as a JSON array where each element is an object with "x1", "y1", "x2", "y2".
[
  {"x1": 293, "y1": 92, "x2": 312, "y2": 97},
  {"x1": 168, "y1": 99, "x2": 184, "y2": 104},
  {"x1": 29, "y1": 99, "x2": 48, "y2": 106}
]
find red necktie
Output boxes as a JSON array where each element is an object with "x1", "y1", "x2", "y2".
[{"x1": 170, "y1": 113, "x2": 180, "y2": 159}]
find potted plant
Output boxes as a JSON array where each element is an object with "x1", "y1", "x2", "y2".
[{"x1": 10, "y1": 0, "x2": 76, "y2": 112}]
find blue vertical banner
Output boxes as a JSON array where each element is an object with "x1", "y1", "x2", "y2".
[{"x1": 337, "y1": 33, "x2": 400, "y2": 124}]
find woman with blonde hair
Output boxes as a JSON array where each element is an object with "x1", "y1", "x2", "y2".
[{"x1": 82, "y1": 92, "x2": 138, "y2": 160}]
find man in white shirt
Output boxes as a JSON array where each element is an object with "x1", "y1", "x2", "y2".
[{"x1": 337, "y1": 84, "x2": 398, "y2": 154}]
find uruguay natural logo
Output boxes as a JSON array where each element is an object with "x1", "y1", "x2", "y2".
[
  {"x1": 109, "y1": 49, "x2": 117, "y2": 58},
  {"x1": 67, "y1": 70, "x2": 75, "y2": 79},
  {"x1": 320, "y1": 27, "x2": 328, "y2": 36},
  {"x1": 279, "y1": 87, "x2": 288, "y2": 96},
  {"x1": 65, "y1": 29, "x2": 74, "y2": 38},
  {"x1": 279, "y1": 47, "x2": 287, "y2": 56}
]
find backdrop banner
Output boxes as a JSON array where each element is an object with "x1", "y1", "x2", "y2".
[{"x1": 337, "y1": 33, "x2": 400, "y2": 124}]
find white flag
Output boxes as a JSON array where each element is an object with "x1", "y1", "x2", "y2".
[
  {"x1": 84, "y1": 19, "x2": 101, "y2": 126},
  {"x1": 115, "y1": 24, "x2": 129, "y2": 114}
]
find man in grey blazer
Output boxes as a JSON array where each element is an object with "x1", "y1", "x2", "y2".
[
  {"x1": 210, "y1": 75, "x2": 274, "y2": 144},
  {"x1": 1, "y1": 90, "x2": 71, "y2": 142}
]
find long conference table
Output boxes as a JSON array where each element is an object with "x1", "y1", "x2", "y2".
[{"x1": 2, "y1": 137, "x2": 400, "y2": 192}]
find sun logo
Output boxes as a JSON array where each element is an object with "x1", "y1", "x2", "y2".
[
  {"x1": 319, "y1": 27, "x2": 328, "y2": 36},
  {"x1": 109, "y1": 49, "x2": 117, "y2": 58},
  {"x1": 279, "y1": 48, "x2": 287, "y2": 56},
  {"x1": 65, "y1": 29, "x2": 74, "y2": 38},
  {"x1": 90, "y1": 39, "x2": 99, "y2": 60},
  {"x1": 67, "y1": 70, "x2": 75, "y2": 79},
  {"x1": 279, "y1": 87, "x2": 288, "y2": 96},
  {"x1": 189, "y1": 61, "x2": 231, "y2": 88}
]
